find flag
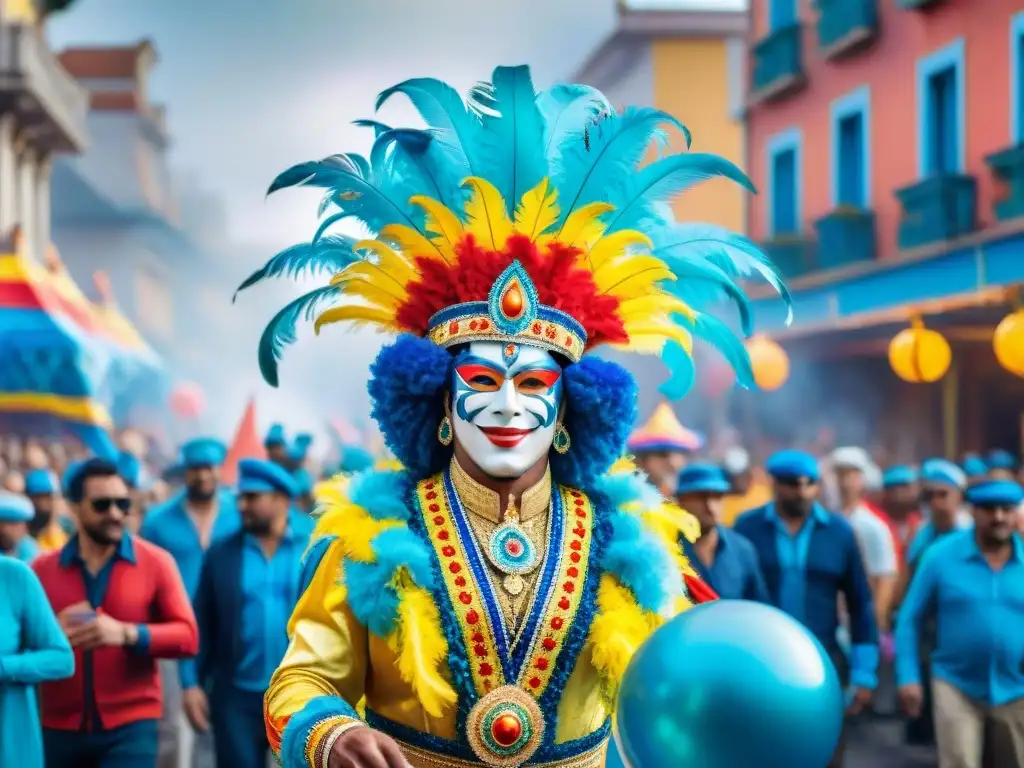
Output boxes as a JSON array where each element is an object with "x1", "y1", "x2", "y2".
[{"x1": 223, "y1": 398, "x2": 264, "y2": 486}]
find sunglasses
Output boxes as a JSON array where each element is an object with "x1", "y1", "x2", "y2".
[
  {"x1": 775, "y1": 477, "x2": 818, "y2": 489},
  {"x1": 89, "y1": 497, "x2": 132, "y2": 514}
]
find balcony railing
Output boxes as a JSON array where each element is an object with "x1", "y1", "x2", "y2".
[
  {"x1": 816, "y1": 0, "x2": 878, "y2": 61},
  {"x1": 762, "y1": 235, "x2": 817, "y2": 279},
  {"x1": 814, "y1": 207, "x2": 877, "y2": 269},
  {"x1": 752, "y1": 24, "x2": 805, "y2": 103},
  {"x1": 0, "y1": 23, "x2": 88, "y2": 153},
  {"x1": 985, "y1": 143, "x2": 1024, "y2": 222},
  {"x1": 895, "y1": 175, "x2": 977, "y2": 250}
]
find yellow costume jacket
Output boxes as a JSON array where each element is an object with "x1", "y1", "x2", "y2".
[{"x1": 265, "y1": 462, "x2": 700, "y2": 768}]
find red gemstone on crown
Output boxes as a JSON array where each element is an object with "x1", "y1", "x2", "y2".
[
  {"x1": 501, "y1": 282, "x2": 525, "y2": 319},
  {"x1": 506, "y1": 540, "x2": 523, "y2": 557},
  {"x1": 504, "y1": 344, "x2": 516, "y2": 358},
  {"x1": 491, "y1": 712, "x2": 523, "y2": 747}
]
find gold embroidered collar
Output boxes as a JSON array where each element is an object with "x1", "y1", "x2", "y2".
[{"x1": 449, "y1": 457, "x2": 551, "y2": 524}]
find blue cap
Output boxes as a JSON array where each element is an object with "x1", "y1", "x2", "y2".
[
  {"x1": 965, "y1": 480, "x2": 1024, "y2": 508},
  {"x1": 61, "y1": 460, "x2": 86, "y2": 498},
  {"x1": 882, "y1": 465, "x2": 918, "y2": 488},
  {"x1": 287, "y1": 433, "x2": 313, "y2": 463},
  {"x1": 675, "y1": 463, "x2": 731, "y2": 496},
  {"x1": 339, "y1": 445, "x2": 375, "y2": 474},
  {"x1": 24, "y1": 468, "x2": 57, "y2": 496},
  {"x1": 237, "y1": 458, "x2": 298, "y2": 498},
  {"x1": 0, "y1": 491, "x2": 34, "y2": 523},
  {"x1": 180, "y1": 438, "x2": 227, "y2": 469},
  {"x1": 766, "y1": 450, "x2": 820, "y2": 483},
  {"x1": 117, "y1": 451, "x2": 152, "y2": 490},
  {"x1": 264, "y1": 424, "x2": 286, "y2": 448},
  {"x1": 920, "y1": 458, "x2": 967, "y2": 489},
  {"x1": 962, "y1": 454, "x2": 989, "y2": 478},
  {"x1": 986, "y1": 449, "x2": 1019, "y2": 471}
]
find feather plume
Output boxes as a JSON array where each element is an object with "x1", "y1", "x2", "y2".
[
  {"x1": 378, "y1": 224, "x2": 448, "y2": 264},
  {"x1": 258, "y1": 285, "x2": 339, "y2": 387},
  {"x1": 593, "y1": 256, "x2": 674, "y2": 297},
  {"x1": 513, "y1": 177, "x2": 559, "y2": 240},
  {"x1": 232, "y1": 235, "x2": 357, "y2": 302},
  {"x1": 314, "y1": 305, "x2": 396, "y2": 335},
  {"x1": 472, "y1": 66, "x2": 547, "y2": 217},
  {"x1": 375, "y1": 128, "x2": 467, "y2": 213},
  {"x1": 462, "y1": 177, "x2": 513, "y2": 251},
  {"x1": 550, "y1": 201, "x2": 614, "y2": 249},
  {"x1": 349, "y1": 240, "x2": 418, "y2": 287},
  {"x1": 409, "y1": 195, "x2": 464, "y2": 260},
  {"x1": 537, "y1": 84, "x2": 610, "y2": 163},
  {"x1": 391, "y1": 583, "x2": 458, "y2": 718},
  {"x1": 586, "y1": 230, "x2": 652, "y2": 271}
]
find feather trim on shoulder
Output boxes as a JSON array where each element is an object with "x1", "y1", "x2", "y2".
[{"x1": 308, "y1": 469, "x2": 457, "y2": 717}]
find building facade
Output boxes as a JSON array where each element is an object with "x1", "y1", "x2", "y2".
[
  {"x1": 572, "y1": 0, "x2": 748, "y2": 234},
  {"x1": 743, "y1": 0, "x2": 1024, "y2": 456}
]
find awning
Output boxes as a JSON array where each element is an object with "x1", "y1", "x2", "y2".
[{"x1": 0, "y1": 244, "x2": 165, "y2": 453}]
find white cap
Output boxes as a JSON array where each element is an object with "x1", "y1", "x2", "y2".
[
  {"x1": 831, "y1": 446, "x2": 876, "y2": 474},
  {"x1": 722, "y1": 447, "x2": 750, "y2": 475}
]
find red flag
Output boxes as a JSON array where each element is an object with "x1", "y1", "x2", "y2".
[
  {"x1": 222, "y1": 398, "x2": 264, "y2": 486},
  {"x1": 684, "y1": 573, "x2": 719, "y2": 604}
]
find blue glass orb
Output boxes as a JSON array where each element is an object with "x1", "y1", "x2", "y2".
[{"x1": 614, "y1": 600, "x2": 843, "y2": 768}]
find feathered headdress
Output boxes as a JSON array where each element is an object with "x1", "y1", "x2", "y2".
[{"x1": 238, "y1": 66, "x2": 791, "y2": 394}]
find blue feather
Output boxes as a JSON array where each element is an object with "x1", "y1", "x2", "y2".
[
  {"x1": 353, "y1": 118, "x2": 393, "y2": 139},
  {"x1": 471, "y1": 66, "x2": 547, "y2": 215},
  {"x1": 536, "y1": 84, "x2": 609, "y2": 163},
  {"x1": 375, "y1": 78, "x2": 482, "y2": 174},
  {"x1": 553, "y1": 106, "x2": 690, "y2": 222},
  {"x1": 373, "y1": 128, "x2": 466, "y2": 213},
  {"x1": 661, "y1": 257, "x2": 753, "y2": 336},
  {"x1": 680, "y1": 312, "x2": 755, "y2": 390},
  {"x1": 603, "y1": 153, "x2": 755, "y2": 234},
  {"x1": 655, "y1": 223, "x2": 793, "y2": 325},
  {"x1": 258, "y1": 285, "x2": 338, "y2": 387},
  {"x1": 232, "y1": 235, "x2": 357, "y2": 302},
  {"x1": 658, "y1": 339, "x2": 696, "y2": 401}
]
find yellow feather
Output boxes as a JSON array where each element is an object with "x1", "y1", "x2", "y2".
[
  {"x1": 310, "y1": 481, "x2": 401, "y2": 562},
  {"x1": 334, "y1": 278, "x2": 402, "y2": 311},
  {"x1": 378, "y1": 224, "x2": 447, "y2": 264},
  {"x1": 609, "y1": 456, "x2": 639, "y2": 474},
  {"x1": 621, "y1": 324, "x2": 694, "y2": 355},
  {"x1": 330, "y1": 262, "x2": 408, "y2": 300},
  {"x1": 462, "y1": 177, "x2": 513, "y2": 251},
  {"x1": 350, "y1": 240, "x2": 417, "y2": 287},
  {"x1": 586, "y1": 230, "x2": 653, "y2": 272},
  {"x1": 616, "y1": 293, "x2": 697, "y2": 324},
  {"x1": 593, "y1": 256, "x2": 674, "y2": 297},
  {"x1": 409, "y1": 195, "x2": 464, "y2": 257},
  {"x1": 314, "y1": 305, "x2": 397, "y2": 334},
  {"x1": 390, "y1": 582, "x2": 458, "y2": 718},
  {"x1": 550, "y1": 202, "x2": 614, "y2": 250},
  {"x1": 513, "y1": 177, "x2": 559, "y2": 241}
]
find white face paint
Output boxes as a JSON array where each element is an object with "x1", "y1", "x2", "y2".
[{"x1": 450, "y1": 341, "x2": 564, "y2": 479}]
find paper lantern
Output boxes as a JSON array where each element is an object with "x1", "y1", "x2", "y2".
[
  {"x1": 888, "y1": 319, "x2": 951, "y2": 383},
  {"x1": 746, "y1": 335, "x2": 790, "y2": 391},
  {"x1": 170, "y1": 382, "x2": 205, "y2": 418},
  {"x1": 993, "y1": 309, "x2": 1024, "y2": 376}
]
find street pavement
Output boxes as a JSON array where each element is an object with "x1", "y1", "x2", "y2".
[{"x1": 847, "y1": 719, "x2": 936, "y2": 768}]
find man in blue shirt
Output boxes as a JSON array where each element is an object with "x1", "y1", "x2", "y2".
[
  {"x1": 189, "y1": 458, "x2": 313, "y2": 768},
  {"x1": 141, "y1": 438, "x2": 239, "y2": 768},
  {"x1": 896, "y1": 479, "x2": 1024, "y2": 768},
  {"x1": 675, "y1": 463, "x2": 769, "y2": 602},
  {"x1": 734, "y1": 449, "x2": 878, "y2": 768}
]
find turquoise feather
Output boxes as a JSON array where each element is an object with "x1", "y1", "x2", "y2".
[
  {"x1": 658, "y1": 340, "x2": 696, "y2": 401},
  {"x1": 537, "y1": 84, "x2": 610, "y2": 163},
  {"x1": 257, "y1": 285, "x2": 339, "y2": 387},
  {"x1": 232, "y1": 235, "x2": 357, "y2": 302}
]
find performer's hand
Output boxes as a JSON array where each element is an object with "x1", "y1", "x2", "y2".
[
  {"x1": 182, "y1": 687, "x2": 210, "y2": 732},
  {"x1": 846, "y1": 686, "x2": 873, "y2": 716},
  {"x1": 898, "y1": 684, "x2": 924, "y2": 718},
  {"x1": 329, "y1": 726, "x2": 407, "y2": 768}
]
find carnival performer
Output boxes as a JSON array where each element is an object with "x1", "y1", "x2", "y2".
[{"x1": 239, "y1": 64, "x2": 789, "y2": 768}]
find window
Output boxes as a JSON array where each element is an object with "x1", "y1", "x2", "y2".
[
  {"x1": 767, "y1": 129, "x2": 802, "y2": 237},
  {"x1": 830, "y1": 86, "x2": 871, "y2": 209},
  {"x1": 769, "y1": 0, "x2": 797, "y2": 32},
  {"x1": 1012, "y1": 12, "x2": 1024, "y2": 144},
  {"x1": 916, "y1": 38, "x2": 965, "y2": 178}
]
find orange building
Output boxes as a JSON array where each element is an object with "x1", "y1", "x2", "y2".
[{"x1": 742, "y1": 1, "x2": 1024, "y2": 458}]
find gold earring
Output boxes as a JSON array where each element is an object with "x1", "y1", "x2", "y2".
[
  {"x1": 552, "y1": 422, "x2": 571, "y2": 454},
  {"x1": 437, "y1": 416, "x2": 453, "y2": 446}
]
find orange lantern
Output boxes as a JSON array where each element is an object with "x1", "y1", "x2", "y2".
[
  {"x1": 745, "y1": 334, "x2": 789, "y2": 391},
  {"x1": 993, "y1": 309, "x2": 1024, "y2": 376},
  {"x1": 888, "y1": 318, "x2": 951, "y2": 383}
]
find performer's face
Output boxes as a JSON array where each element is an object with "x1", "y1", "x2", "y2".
[{"x1": 450, "y1": 341, "x2": 563, "y2": 478}]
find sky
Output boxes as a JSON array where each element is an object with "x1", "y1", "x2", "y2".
[{"x1": 45, "y1": 0, "x2": 627, "y2": 441}]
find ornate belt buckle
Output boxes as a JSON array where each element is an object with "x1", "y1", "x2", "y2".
[{"x1": 466, "y1": 685, "x2": 544, "y2": 766}]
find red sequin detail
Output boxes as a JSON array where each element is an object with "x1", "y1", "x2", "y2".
[
  {"x1": 479, "y1": 319, "x2": 490, "y2": 330},
  {"x1": 429, "y1": 504, "x2": 440, "y2": 513},
  {"x1": 567, "y1": 566, "x2": 579, "y2": 578},
  {"x1": 570, "y1": 541, "x2": 581, "y2": 551},
  {"x1": 480, "y1": 663, "x2": 494, "y2": 676},
  {"x1": 441, "y1": 546, "x2": 455, "y2": 557},
  {"x1": 455, "y1": 576, "x2": 467, "y2": 587},
  {"x1": 426, "y1": 491, "x2": 438, "y2": 500},
  {"x1": 469, "y1": 319, "x2": 479, "y2": 330},
  {"x1": 449, "y1": 320, "x2": 459, "y2": 334},
  {"x1": 474, "y1": 644, "x2": 487, "y2": 657},
  {"x1": 535, "y1": 657, "x2": 549, "y2": 671},
  {"x1": 449, "y1": 562, "x2": 461, "y2": 574},
  {"x1": 438, "y1": 530, "x2": 449, "y2": 540},
  {"x1": 459, "y1": 592, "x2": 472, "y2": 605},
  {"x1": 573, "y1": 498, "x2": 584, "y2": 507},
  {"x1": 542, "y1": 638, "x2": 556, "y2": 651},
  {"x1": 433, "y1": 515, "x2": 445, "y2": 526},
  {"x1": 558, "y1": 597, "x2": 570, "y2": 610},
  {"x1": 472, "y1": 632, "x2": 484, "y2": 643},
  {"x1": 573, "y1": 527, "x2": 586, "y2": 538},
  {"x1": 551, "y1": 617, "x2": 564, "y2": 630},
  {"x1": 563, "y1": 582, "x2": 575, "y2": 594},
  {"x1": 528, "y1": 677, "x2": 541, "y2": 689},
  {"x1": 424, "y1": 482, "x2": 435, "y2": 490},
  {"x1": 575, "y1": 509, "x2": 587, "y2": 518},
  {"x1": 570, "y1": 491, "x2": 581, "y2": 498},
  {"x1": 570, "y1": 552, "x2": 581, "y2": 563},
  {"x1": 467, "y1": 610, "x2": 480, "y2": 625}
]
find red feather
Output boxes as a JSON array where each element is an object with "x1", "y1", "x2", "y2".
[
  {"x1": 684, "y1": 573, "x2": 719, "y2": 604},
  {"x1": 393, "y1": 234, "x2": 628, "y2": 348}
]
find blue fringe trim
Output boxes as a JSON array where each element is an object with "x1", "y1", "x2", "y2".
[
  {"x1": 280, "y1": 695, "x2": 360, "y2": 768},
  {"x1": 537, "y1": 485, "x2": 614, "y2": 745},
  {"x1": 365, "y1": 709, "x2": 611, "y2": 764}
]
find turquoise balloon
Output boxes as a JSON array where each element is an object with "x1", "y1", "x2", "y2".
[{"x1": 614, "y1": 600, "x2": 843, "y2": 768}]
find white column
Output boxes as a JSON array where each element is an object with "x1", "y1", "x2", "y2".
[
  {"x1": 18, "y1": 145, "x2": 36, "y2": 261},
  {"x1": 0, "y1": 116, "x2": 17, "y2": 236},
  {"x1": 35, "y1": 152, "x2": 52, "y2": 259}
]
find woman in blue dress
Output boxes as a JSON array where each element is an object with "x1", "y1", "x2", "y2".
[
  {"x1": 0, "y1": 491, "x2": 41, "y2": 562},
  {"x1": 0, "y1": 554, "x2": 75, "y2": 766}
]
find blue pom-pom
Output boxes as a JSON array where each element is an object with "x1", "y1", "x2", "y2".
[
  {"x1": 349, "y1": 470, "x2": 410, "y2": 521},
  {"x1": 601, "y1": 511, "x2": 679, "y2": 614},
  {"x1": 368, "y1": 335, "x2": 453, "y2": 481},
  {"x1": 371, "y1": 526, "x2": 436, "y2": 591},
  {"x1": 551, "y1": 357, "x2": 638, "y2": 488},
  {"x1": 344, "y1": 560, "x2": 402, "y2": 637}
]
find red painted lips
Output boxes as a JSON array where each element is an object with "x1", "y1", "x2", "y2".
[{"x1": 479, "y1": 426, "x2": 534, "y2": 448}]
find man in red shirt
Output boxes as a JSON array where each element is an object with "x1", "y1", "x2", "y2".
[{"x1": 33, "y1": 457, "x2": 198, "y2": 768}]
